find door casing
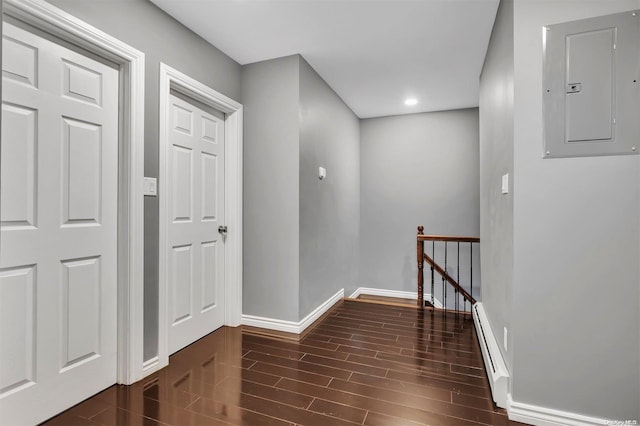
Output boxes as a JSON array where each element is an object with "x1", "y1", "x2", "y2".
[
  {"x1": 2, "y1": 0, "x2": 146, "y2": 385},
  {"x1": 155, "y1": 63, "x2": 243, "y2": 375}
]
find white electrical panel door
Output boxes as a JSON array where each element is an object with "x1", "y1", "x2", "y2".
[
  {"x1": 166, "y1": 93, "x2": 226, "y2": 355},
  {"x1": 543, "y1": 10, "x2": 640, "y2": 158},
  {"x1": 565, "y1": 28, "x2": 615, "y2": 143},
  {"x1": 1, "y1": 23, "x2": 119, "y2": 425}
]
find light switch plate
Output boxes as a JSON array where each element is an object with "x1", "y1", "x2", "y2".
[
  {"x1": 504, "y1": 327, "x2": 508, "y2": 351},
  {"x1": 501, "y1": 173, "x2": 509, "y2": 194},
  {"x1": 144, "y1": 177, "x2": 157, "y2": 196}
]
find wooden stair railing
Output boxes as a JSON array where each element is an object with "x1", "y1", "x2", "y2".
[
  {"x1": 417, "y1": 226, "x2": 479, "y2": 312},
  {"x1": 423, "y1": 253, "x2": 475, "y2": 304}
]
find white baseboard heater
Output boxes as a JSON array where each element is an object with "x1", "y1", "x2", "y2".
[{"x1": 472, "y1": 302, "x2": 509, "y2": 408}]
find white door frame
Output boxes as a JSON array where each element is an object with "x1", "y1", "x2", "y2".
[
  {"x1": 156, "y1": 63, "x2": 243, "y2": 373},
  {"x1": 2, "y1": 0, "x2": 145, "y2": 385}
]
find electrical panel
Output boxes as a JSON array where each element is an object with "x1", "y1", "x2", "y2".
[{"x1": 543, "y1": 10, "x2": 640, "y2": 158}]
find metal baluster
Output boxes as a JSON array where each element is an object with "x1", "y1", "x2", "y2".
[
  {"x1": 444, "y1": 242, "x2": 448, "y2": 312},
  {"x1": 431, "y1": 241, "x2": 435, "y2": 307},
  {"x1": 463, "y1": 241, "x2": 467, "y2": 313},
  {"x1": 463, "y1": 242, "x2": 467, "y2": 313},
  {"x1": 470, "y1": 242, "x2": 473, "y2": 303},
  {"x1": 456, "y1": 242, "x2": 460, "y2": 313}
]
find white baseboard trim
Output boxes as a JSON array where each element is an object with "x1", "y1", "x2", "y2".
[
  {"x1": 349, "y1": 286, "x2": 443, "y2": 308},
  {"x1": 142, "y1": 356, "x2": 159, "y2": 372},
  {"x1": 472, "y1": 302, "x2": 509, "y2": 408},
  {"x1": 242, "y1": 288, "x2": 344, "y2": 335},
  {"x1": 507, "y1": 394, "x2": 611, "y2": 426}
]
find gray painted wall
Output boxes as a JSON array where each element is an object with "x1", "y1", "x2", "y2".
[
  {"x1": 478, "y1": 0, "x2": 514, "y2": 372},
  {"x1": 242, "y1": 55, "x2": 360, "y2": 322},
  {"x1": 298, "y1": 58, "x2": 360, "y2": 319},
  {"x1": 511, "y1": 0, "x2": 640, "y2": 419},
  {"x1": 358, "y1": 110, "x2": 480, "y2": 299},
  {"x1": 241, "y1": 55, "x2": 300, "y2": 322},
  {"x1": 45, "y1": 0, "x2": 242, "y2": 361}
]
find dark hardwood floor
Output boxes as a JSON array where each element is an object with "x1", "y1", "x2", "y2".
[{"x1": 43, "y1": 300, "x2": 526, "y2": 426}]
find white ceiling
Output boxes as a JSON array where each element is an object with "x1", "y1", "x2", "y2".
[{"x1": 150, "y1": 0, "x2": 499, "y2": 119}]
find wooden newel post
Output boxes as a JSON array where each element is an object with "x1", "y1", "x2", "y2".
[{"x1": 417, "y1": 225, "x2": 424, "y2": 308}]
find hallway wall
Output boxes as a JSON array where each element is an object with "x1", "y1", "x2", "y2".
[
  {"x1": 511, "y1": 0, "x2": 640, "y2": 419},
  {"x1": 358, "y1": 109, "x2": 480, "y2": 298},
  {"x1": 241, "y1": 55, "x2": 360, "y2": 322},
  {"x1": 241, "y1": 55, "x2": 300, "y2": 322},
  {"x1": 299, "y1": 58, "x2": 360, "y2": 319},
  {"x1": 479, "y1": 0, "x2": 514, "y2": 373}
]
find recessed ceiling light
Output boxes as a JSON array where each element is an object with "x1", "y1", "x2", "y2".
[{"x1": 404, "y1": 98, "x2": 418, "y2": 106}]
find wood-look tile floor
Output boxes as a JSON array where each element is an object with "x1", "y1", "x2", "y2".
[{"x1": 44, "y1": 300, "x2": 527, "y2": 426}]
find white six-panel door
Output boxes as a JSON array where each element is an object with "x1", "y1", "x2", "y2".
[
  {"x1": 167, "y1": 93, "x2": 225, "y2": 354},
  {"x1": 0, "y1": 23, "x2": 119, "y2": 425}
]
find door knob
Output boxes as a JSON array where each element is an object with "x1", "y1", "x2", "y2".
[{"x1": 218, "y1": 225, "x2": 227, "y2": 235}]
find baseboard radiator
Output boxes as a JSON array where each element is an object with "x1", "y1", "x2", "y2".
[{"x1": 472, "y1": 302, "x2": 509, "y2": 408}]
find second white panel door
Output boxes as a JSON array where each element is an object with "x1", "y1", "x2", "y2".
[{"x1": 167, "y1": 92, "x2": 225, "y2": 354}]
